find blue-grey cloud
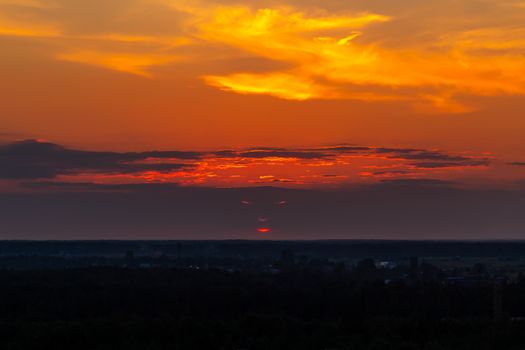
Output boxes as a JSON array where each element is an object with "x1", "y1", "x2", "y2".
[{"x1": 0, "y1": 139, "x2": 200, "y2": 179}]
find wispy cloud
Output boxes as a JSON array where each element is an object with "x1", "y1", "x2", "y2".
[
  {"x1": 1, "y1": 0, "x2": 525, "y2": 109},
  {"x1": 57, "y1": 50, "x2": 182, "y2": 76},
  {"x1": 193, "y1": 4, "x2": 525, "y2": 111}
]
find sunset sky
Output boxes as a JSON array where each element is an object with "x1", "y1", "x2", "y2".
[{"x1": 1, "y1": 0, "x2": 525, "y2": 238}]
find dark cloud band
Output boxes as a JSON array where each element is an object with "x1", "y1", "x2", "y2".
[{"x1": 0, "y1": 139, "x2": 491, "y2": 182}]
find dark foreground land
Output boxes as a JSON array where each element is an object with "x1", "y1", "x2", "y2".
[{"x1": 2, "y1": 240, "x2": 525, "y2": 349}]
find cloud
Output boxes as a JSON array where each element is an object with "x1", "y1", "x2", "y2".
[
  {"x1": 410, "y1": 160, "x2": 490, "y2": 169},
  {"x1": 237, "y1": 149, "x2": 329, "y2": 159},
  {"x1": 2, "y1": 0, "x2": 525, "y2": 110},
  {"x1": 57, "y1": 50, "x2": 182, "y2": 76},
  {"x1": 222, "y1": 145, "x2": 491, "y2": 166},
  {"x1": 379, "y1": 178, "x2": 455, "y2": 186},
  {"x1": 189, "y1": 3, "x2": 525, "y2": 111},
  {"x1": 0, "y1": 139, "x2": 199, "y2": 179},
  {"x1": 0, "y1": 140, "x2": 492, "y2": 188},
  {"x1": 204, "y1": 72, "x2": 323, "y2": 100},
  {"x1": 0, "y1": 0, "x2": 59, "y2": 9},
  {"x1": 0, "y1": 13, "x2": 60, "y2": 37},
  {"x1": 0, "y1": 0, "x2": 190, "y2": 75},
  {"x1": 23, "y1": 181, "x2": 182, "y2": 192},
  {"x1": 373, "y1": 170, "x2": 410, "y2": 176}
]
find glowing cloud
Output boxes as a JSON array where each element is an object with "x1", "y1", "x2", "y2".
[
  {"x1": 190, "y1": 4, "x2": 525, "y2": 111},
  {"x1": 196, "y1": 6, "x2": 390, "y2": 99},
  {"x1": 57, "y1": 50, "x2": 181, "y2": 76},
  {"x1": 204, "y1": 72, "x2": 323, "y2": 100},
  {"x1": 1, "y1": 0, "x2": 525, "y2": 111},
  {"x1": 1, "y1": 140, "x2": 495, "y2": 190},
  {"x1": 0, "y1": 14, "x2": 60, "y2": 37},
  {"x1": 0, "y1": 0, "x2": 54, "y2": 8}
]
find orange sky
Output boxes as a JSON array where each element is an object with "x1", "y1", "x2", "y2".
[{"x1": 1, "y1": 0, "x2": 525, "y2": 189}]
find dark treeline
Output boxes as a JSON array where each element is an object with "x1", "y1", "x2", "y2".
[
  {"x1": 2, "y1": 240, "x2": 525, "y2": 259},
  {"x1": 2, "y1": 268, "x2": 525, "y2": 349}
]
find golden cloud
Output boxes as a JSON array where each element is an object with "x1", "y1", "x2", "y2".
[
  {"x1": 1, "y1": 0, "x2": 525, "y2": 111},
  {"x1": 0, "y1": 0, "x2": 55, "y2": 8},
  {"x1": 204, "y1": 72, "x2": 322, "y2": 100},
  {"x1": 0, "y1": 12, "x2": 60, "y2": 37},
  {"x1": 57, "y1": 50, "x2": 182, "y2": 76},
  {"x1": 190, "y1": 4, "x2": 525, "y2": 111}
]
